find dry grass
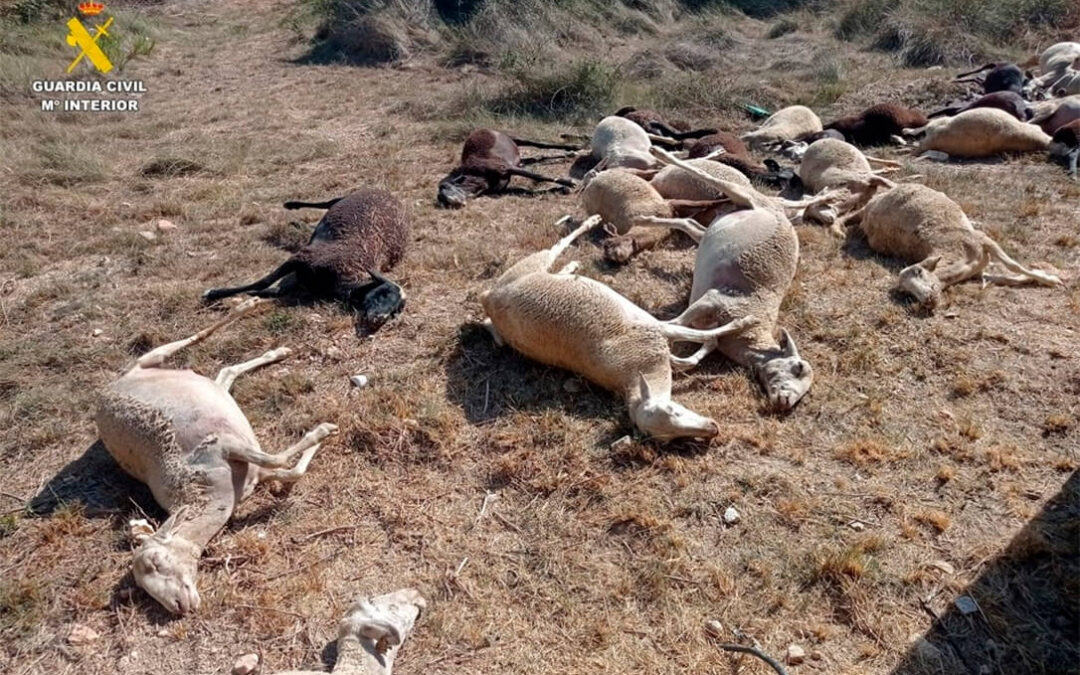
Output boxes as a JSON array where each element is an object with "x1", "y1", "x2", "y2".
[{"x1": 1, "y1": 1, "x2": 1078, "y2": 675}]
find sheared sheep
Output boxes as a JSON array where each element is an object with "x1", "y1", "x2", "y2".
[
  {"x1": 1029, "y1": 94, "x2": 1080, "y2": 135},
  {"x1": 204, "y1": 189, "x2": 408, "y2": 335},
  {"x1": 834, "y1": 184, "x2": 1062, "y2": 309},
  {"x1": 570, "y1": 115, "x2": 657, "y2": 180},
  {"x1": 906, "y1": 108, "x2": 1052, "y2": 158},
  {"x1": 614, "y1": 106, "x2": 716, "y2": 141},
  {"x1": 1030, "y1": 42, "x2": 1080, "y2": 95},
  {"x1": 929, "y1": 91, "x2": 1032, "y2": 122},
  {"x1": 628, "y1": 147, "x2": 815, "y2": 410},
  {"x1": 954, "y1": 62, "x2": 1028, "y2": 95},
  {"x1": 824, "y1": 103, "x2": 928, "y2": 147},
  {"x1": 480, "y1": 215, "x2": 758, "y2": 441},
  {"x1": 1049, "y1": 119, "x2": 1080, "y2": 178},
  {"x1": 437, "y1": 129, "x2": 577, "y2": 208},
  {"x1": 268, "y1": 588, "x2": 425, "y2": 675},
  {"x1": 580, "y1": 168, "x2": 725, "y2": 263},
  {"x1": 96, "y1": 299, "x2": 337, "y2": 614},
  {"x1": 796, "y1": 138, "x2": 898, "y2": 226},
  {"x1": 741, "y1": 105, "x2": 823, "y2": 150}
]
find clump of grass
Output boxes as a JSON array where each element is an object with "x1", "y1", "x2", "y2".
[
  {"x1": 835, "y1": 0, "x2": 1080, "y2": 65},
  {"x1": 835, "y1": 437, "x2": 897, "y2": 466},
  {"x1": 767, "y1": 17, "x2": 799, "y2": 38},
  {"x1": 487, "y1": 59, "x2": 619, "y2": 120},
  {"x1": 141, "y1": 157, "x2": 207, "y2": 178},
  {"x1": 913, "y1": 509, "x2": 951, "y2": 534},
  {"x1": 1043, "y1": 413, "x2": 1072, "y2": 435}
]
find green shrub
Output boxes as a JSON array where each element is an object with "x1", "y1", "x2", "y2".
[{"x1": 488, "y1": 59, "x2": 619, "y2": 120}]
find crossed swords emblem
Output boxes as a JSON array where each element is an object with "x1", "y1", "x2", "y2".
[{"x1": 66, "y1": 16, "x2": 115, "y2": 74}]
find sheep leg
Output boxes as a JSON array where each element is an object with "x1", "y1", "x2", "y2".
[
  {"x1": 663, "y1": 290, "x2": 732, "y2": 328},
  {"x1": 224, "y1": 423, "x2": 338, "y2": 469},
  {"x1": 864, "y1": 155, "x2": 902, "y2": 168},
  {"x1": 134, "y1": 298, "x2": 270, "y2": 369},
  {"x1": 519, "y1": 153, "x2": 577, "y2": 166},
  {"x1": 657, "y1": 315, "x2": 758, "y2": 345},
  {"x1": 981, "y1": 236, "x2": 1062, "y2": 286},
  {"x1": 506, "y1": 167, "x2": 575, "y2": 188},
  {"x1": 214, "y1": 347, "x2": 292, "y2": 392},
  {"x1": 203, "y1": 260, "x2": 302, "y2": 303},
  {"x1": 954, "y1": 63, "x2": 994, "y2": 79},
  {"x1": 649, "y1": 146, "x2": 759, "y2": 209},
  {"x1": 543, "y1": 215, "x2": 601, "y2": 271},
  {"x1": 670, "y1": 341, "x2": 716, "y2": 372},
  {"x1": 646, "y1": 133, "x2": 684, "y2": 149},
  {"x1": 631, "y1": 215, "x2": 708, "y2": 243},
  {"x1": 257, "y1": 443, "x2": 320, "y2": 483},
  {"x1": 510, "y1": 137, "x2": 582, "y2": 151}
]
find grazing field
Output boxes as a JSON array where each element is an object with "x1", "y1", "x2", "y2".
[{"x1": 1, "y1": 1, "x2": 1077, "y2": 674}]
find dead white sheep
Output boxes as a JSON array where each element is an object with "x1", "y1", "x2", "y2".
[
  {"x1": 480, "y1": 216, "x2": 758, "y2": 441},
  {"x1": 905, "y1": 108, "x2": 1052, "y2": 158},
  {"x1": 834, "y1": 184, "x2": 1062, "y2": 309},
  {"x1": 741, "y1": 105, "x2": 823, "y2": 150},
  {"x1": 623, "y1": 147, "x2": 815, "y2": 410}
]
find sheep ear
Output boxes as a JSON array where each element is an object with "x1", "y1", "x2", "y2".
[
  {"x1": 922, "y1": 256, "x2": 942, "y2": 272},
  {"x1": 780, "y1": 329, "x2": 800, "y2": 359},
  {"x1": 763, "y1": 158, "x2": 781, "y2": 171},
  {"x1": 637, "y1": 373, "x2": 653, "y2": 401}
]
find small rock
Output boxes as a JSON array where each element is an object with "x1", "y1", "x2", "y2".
[
  {"x1": 955, "y1": 595, "x2": 979, "y2": 615},
  {"x1": 929, "y1": 560, "x2": 955, "y2": 575},
  {"x1": 563, "y1": 379, "x2": 582, "y2": 393},
  {"x1": 848, "y1": 520, "x2": 866, "y2": 532},
  {"x1": 350, "y1": 374, "x2": 369, "y2": 389},
  {"x1": 156, "y1": 628, "x2": 170, "y2": 638},
  {"x1": 810, "y1": 650, "x2": 823, "y2": 661},
  {"x1": 723, "y1": 506, "x2": 741, "y2": 525},
  {"x1": 324, "y1": 346, "x2": 342, "y2": 361},
  {"x1": 610, "y1": 435, "x2": 633, "y2": 451},
  {"x1": 156, "y1": 219, "x2": 177, "y2": 231},
  {"x1": 786, "y1": 644, "x2": 806, "y2": 665},
  {"x1": 68, "y1": 624, "x2": 100, "y2": 645},
  {"x1": 703, "y1": 619, "x2": 723, "y2": 638},
  {"x1": 138, "y1": 230, "x2": 157, "y2": 242},
  {"x1": 910, "y1": 635, "x2": 942, "y2": 661},
  {"x1": 92, "y1": 328, "x2": 104, "y2": 337},
  {"x1": 232, "y1": 653, "x2": 260, "y2": 675}
]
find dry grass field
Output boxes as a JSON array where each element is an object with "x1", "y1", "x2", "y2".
[{"x1": 1, "y1": 1, "x2": 1078, "y2": 674}]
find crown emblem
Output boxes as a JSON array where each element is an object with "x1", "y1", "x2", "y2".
[{"x1": 78, "y1": 2, "x2": 106, "y2": 15}]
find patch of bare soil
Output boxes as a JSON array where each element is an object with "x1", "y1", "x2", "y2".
[{"x1": 1, "y1": 1, "x2": 1076, "y2": 674}]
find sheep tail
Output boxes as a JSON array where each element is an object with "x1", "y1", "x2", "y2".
[
  {"x1": 284, "y1": 197, "x2": 344, "y2": 210},
  {"x1": 981, "y1": 234, "x2": 1062, "y2": 286},
  {"x1": 510, "y1": 137, "x2": 582, "y2": 151}
]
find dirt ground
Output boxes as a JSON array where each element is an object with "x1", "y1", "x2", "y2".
[{"x1": 1, "y1": 1, "x2": 1078, "y2": 674}]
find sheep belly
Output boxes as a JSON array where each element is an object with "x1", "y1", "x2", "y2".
[{"x1": 483, "y1": 274, "x2": 668, "y2": 394}]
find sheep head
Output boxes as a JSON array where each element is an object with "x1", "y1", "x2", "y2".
[
  {"x1": 755, "y1": 329, "x2": 813, "y2": 411},
  {"x1": 437, "y1": 168, "x2": 492, "y2": 208},
  {"x1": 898, "y1": 256, "x2": 944, "y2": 309},
  {"x1": 131, "y1": 508, "x2": 201, "y2": 615},
  {"x1": 348, "y1": 270, "x2": 406, "y2": 336},
  {"x1": 630, "y1": 374, "x2": 719, "y2": 441}
]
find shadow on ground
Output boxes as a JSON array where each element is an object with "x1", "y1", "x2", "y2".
[
  {"x1": 891, "y1": 470, "x2": 1079, "y2": 675},
  {"x1": 29, "y1": 441, "x2": 158, "y2": 518}
]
